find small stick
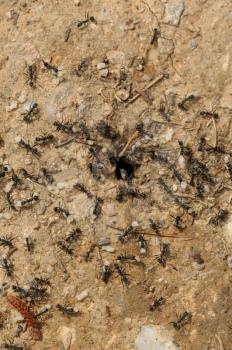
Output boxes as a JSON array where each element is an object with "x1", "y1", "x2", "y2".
[
  {"x1": 126, "y1": 74, "x2": 166, "y2": 105},
  {"x1": 212, "y1": 117, "x2": 217, "y2": 147},
  {"x1": 55, "y1": 136, "x2": 77, "y2": 148},
  {"x1": 215, "y1": 335, "x2": 224, "y2": 350},
  {"x1": 118, "y1": 131, "x2": 140, "y2": 158}
]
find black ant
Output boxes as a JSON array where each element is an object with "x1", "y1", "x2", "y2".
[
  {"x1": 74, "y1": 182, "x2": 93, "y2": 198},
  {"x1": 117, "y1": 255, "x2": 138, "y2": 262},
  {"x1": 1, "y1": 258, "x2": 13, "y2": 277},
  {"x1": 29, "y1": 286, "x2": 48, "y2": 300},
  {"x1": 65, "y1": 228, "x2": 81, "y2": 244},
  {"x1": 43, "y1": 60, "x2": 59, "y2": 75},
  {"x1": 199, "y1": 110, "x2": 218, "y2": 120},
  {"x1": 150, "y1": 151, "x2": 183, "y2": 183},
  {"x1": 156, "y1": 243, "x2": 170, "y2": 267},
  {"x1": 35, "y1": 134, "x2": 54, "y2": 145},
  {"x1": 84, "y1": 244, "x2": 97, "y2": 262},
  {"x1": 118, "y1": 224, "x2": 134, "y2": 243},
  {"x1": 195, "y1": 179, "x2": 204, "y2": 198},
  {"x1": 20, "y1": 194, "x2": 39, "y2": 207},
  {"x1": 21, "y1": 102, "x2": 39, "y2": 124},
  {"x1": 172, "y1": 215, "x2": 185, "y2": 230},
  {"x1": 0, "y1": 235, "x2": 15, "y2": 249},
  {"x1": 150, "y1": 28, "x2": 160, "y2": 46},
  {"x1": 138, "y1": 235, "x2": 147, "y2": 254},
  {"x1": 149, "y1": 219, "x2": 161, "y2": 235},
  {"x1": 57, "y1": 240, "x2": 74, "y2": 256},
  {"x1": 77, "y1": 14, "x2": 96, "y2": 28},
  {"x1": 41, "y1": 167, "x2": 54, "y2": 184},
  {"x1": 11, "y1": 173, "x2": 21, "y2": 187},
  {"x1": 0, "y1": 169, "x2": 5, "y2": 178},
  {"x1": 79, "y1": 120, "x2": 91, "y2": 140},
  {"x1": 33, "y1": 277, "x2": 51, "y2": 286},
  {"x1": 208, "y1": 209, "x2": 228, "y2": 226},
  {"x1": 102, "y1": 264, "x2": 112, "y2": 284},
  {"x1": 114, "y1": 263, "x2": 129, "y2": 286},
  {"x1": 20, "y1": 168, "x2": 40, "y2": 182},
  {"x1": 56, "y1": 304, "x2": 79, "y2": 316},
  {"x1": 17, "y1": 139, "x2": 41, "y2": 157},
  {"x1": 53, "y1": 121, "x2": 74, "y2": 134},
  {"x1": 26, "y1": 63, "x2": 37, "y2": 89},
  {"x1": 92, "y1": 197, "x2": 103, "y2": 218},
  {"x1": 74, "y1": 59, "x2": 89, "y2": 77},
  {"x1": 171, "y1": 311, "x2": 192, "y2": 330},
  {"x1": 97, "y1": 120, "x2": 119, "y2": 140},
  {"x1": 178, "y1": 95, "x2": 198, "y2": 111},
  {"x1": 25, "y1": 236, "x2": 34, "y2": 253},
  {"x1": 54, "y1": 205, "x2": 70, "y2": 218},
  {"x1": 5, "y1": 193, "x2": 17, "y2": 211},
  {"x1": 149, "y1": 297, "x2": 166, "y2": 311},
  {"x1": 116, "y1": 186, "x2": 146, "y2": 202}
]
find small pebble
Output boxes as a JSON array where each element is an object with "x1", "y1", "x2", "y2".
[
  {"x1": 76, "y1": 290, "x2": 89, "y2": 301},
  {"x1": 227, "y1": 255, "x2": 232, "y2": 269},
  {"x1": 100, "y1": 68, "x2": 109, "y2": 78},
  {"x1": 24, "y1": 157, "x2": 32, "y2": 165},
  {"x1": 102, "y1": 245, "x2": 115, "y2": 253},
  {"x1": 163, "y1": 0, "x2": 185, "y2": 27},
  {"x1": 4, "y1": 181, "x2": 14, "y2": 193},
  {"x1": 192, "y1": 261, "x2": 205, "y2": 270},
  {"x1": 172, "y1": 184, "x2": 178, "y2": 192},
  {"x1": 5, "y1": 101, "x2": 18, "y2": 111},
  {"x1": 132, "y1": 221, "x2": 139, "y2": 228},
  {"x1": 37, "y1": 202, "x2": 46, "y2": 215},
  {"x1": 98, "y1": 238, "x2": 111, "y2": 246},
  {"x1": 15, "y1": 136, "x2": 22, "y2": 144},
  {"x1": 58, "y1": 326, "x2": 76, "y2": 350},
  {"x1": 97, "y1": 62, "x2": 107, "y2": 70}
]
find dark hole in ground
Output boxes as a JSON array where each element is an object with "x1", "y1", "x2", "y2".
[{"x1": 115, "y1": 156, "x2": 135, "y2": 181}]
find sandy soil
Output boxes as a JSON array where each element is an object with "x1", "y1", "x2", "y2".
[{"x1": 0, "y1": 0, "x2": 232, "y2": 349}]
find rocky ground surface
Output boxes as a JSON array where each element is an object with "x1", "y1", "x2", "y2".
[{"x1": 0, "y1": 0, "x2": 232, "y2": 349}]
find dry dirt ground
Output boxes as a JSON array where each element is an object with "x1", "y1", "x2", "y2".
[{"x1": 0, "y1": 0, "x2": 232, "y2": 349}]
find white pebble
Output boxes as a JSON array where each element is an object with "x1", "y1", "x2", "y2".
[
  {"x1": 102, "y1": 245, "x2": 115, "y2": 253},
  {"x1": 76, "y1": 290, "x2": 89, "y2": 301},
  {"x1": 97, "y1": 62, "x2": 106, "y2": 70},
  {"x1": 25, "y1": 157, "x2": 32, "y2": 165},
  {"x1": 15, "y1": 136, "x2": 22, "y2": 144},
  {"x1": 5, "y1": 101, "x2": 18, "y2": 111},
  {"x1": 132, "y1": 221, "x2": 139, "y2": 228},
  {"x1": 4, "y1": 181, "x2": 14, "y2": 193},
  {"x1": 100, "y1": 68, "x2": 109, "y2": 78},
  {"x1": 180, "y1": 181, "x2": 187, "y2": 191},
  {"x1": 227, "y1": 255, "x2": 232, "y2": 269}
]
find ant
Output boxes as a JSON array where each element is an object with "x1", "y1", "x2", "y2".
[
  {"x1": 171, "y1": 311, "x2": 192, "y2": 330},
  {"x1": 21, "y1": 101, "x2": 39, "y2": 124},
  {"x1": 1, "y1": 258, "x2": 13, "y2": 277},
  {"x1": 11, "y1": 173, "x2": 21, "y2": 187},
  {"x1": 25, "y1": 236, "x2": 34, "y2": 253},
  {"x1": 12, "y1": 284, "x2": 29, "y2": 298},
  {"x1": 0, "y1": 169, "x2": 5, "y2": 178},
  {"x1": 84, "y1": 244, "x2": 97, "y2": 262},
  {"x1": 20, "y1": 168, "x2": 40, "y2": 182},
  {"x1": 150, "y1": 28, "x2": 160, "y2": 46},
  {"x1": 96, "y1": 120, "x2": 119, "y2": 140},
  {"x1": 77, "y1": 14, "x2": 96, "y2": 28},
  {"x1": 20, "y1": 194, "x2": 39, "y2": 207},
  {"x1": 41, "y1": 167, "x2": 54, "y2": 184},
  {"x1": 29, "y1": 286, "x2": 48, "y2": 300},
  {"x1": 56, "y1": 304, "x2": 79, "y2": 316},
  {"x1": 178, "y1": 94, "x2": 198, "y2": 111},
  {"x1": 118, "y1": 224, "x2": 134, "y2": 243},
  {"x1": 226, "y1": 162, "x2": 232, "y2": 180},
  {"x1": 5, "y1": 193, "x2": 17, "y2": 211},
  {"x1": 33, "y1": 276, "x2": 51, "y2": 287},
  {"x1": 74, "y1": 59, "x2": 89, "y2": 77},
  {"x1": 0, "y1": 235, "x2": 15, "y2": 249},
  {"x1": 43, "y1": 60, "x2": 59, "y2": 76},
  {"x1": 199, "y1": 110, "x2": 218, "y2": 120},
  {"x1": 92, "y1": 197, "x2": 103, "y2": 218},
  {"x1": 26, "y1": 63, "x2": 37, "y2": 89},
  {"x1": 114, "y1": 263, "x2": 129, "y2": 286},
  {"x1": 149, "y1": 297, "x2": 166, "y2": 311},
  {"x1": 35, "y1": 134, "x2": 54, "y2": 145},
  {"x1": 79, "y1": 120, "x2": 91, "y2": 140},
  {"x1": 65, "y1": 228, "x2": 81, "y2": 244},
  {"x1": 17, "y1": 139, "x2": 41, "y2": 157},
  {"x1": 171, "y1": 215, "x2": 185, "y2": 230},
  {"x1": 54, "y1": 204, "x2": 70, "y2": 218},
  {"x1": 208, "y1": 209, "x2": 228, "y2": 226},
  {"x1": 53, "y1": 121, "x2": 74, "y2": 134},
  {"x1": 102, "y1": 264, "x2": 112, "y2": 284},
  {"x1": 156, "y1": 243, "x2": 170, "y2": 267},
  {"x1": 116, "y1": 186, "x2": 146, "y2": 202},
  {"x1": 138, "y1": 235, "x2": 147, "y2": 254},
  {"x1": 74, "y1": 182, "x2": 93, "y2": 198},
  {"x1": 149, "y1": 219, "x2": 161, "y2": 235},
  {"x1": 57, "y1": 240, "x2": 74, "y2": 256}
]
